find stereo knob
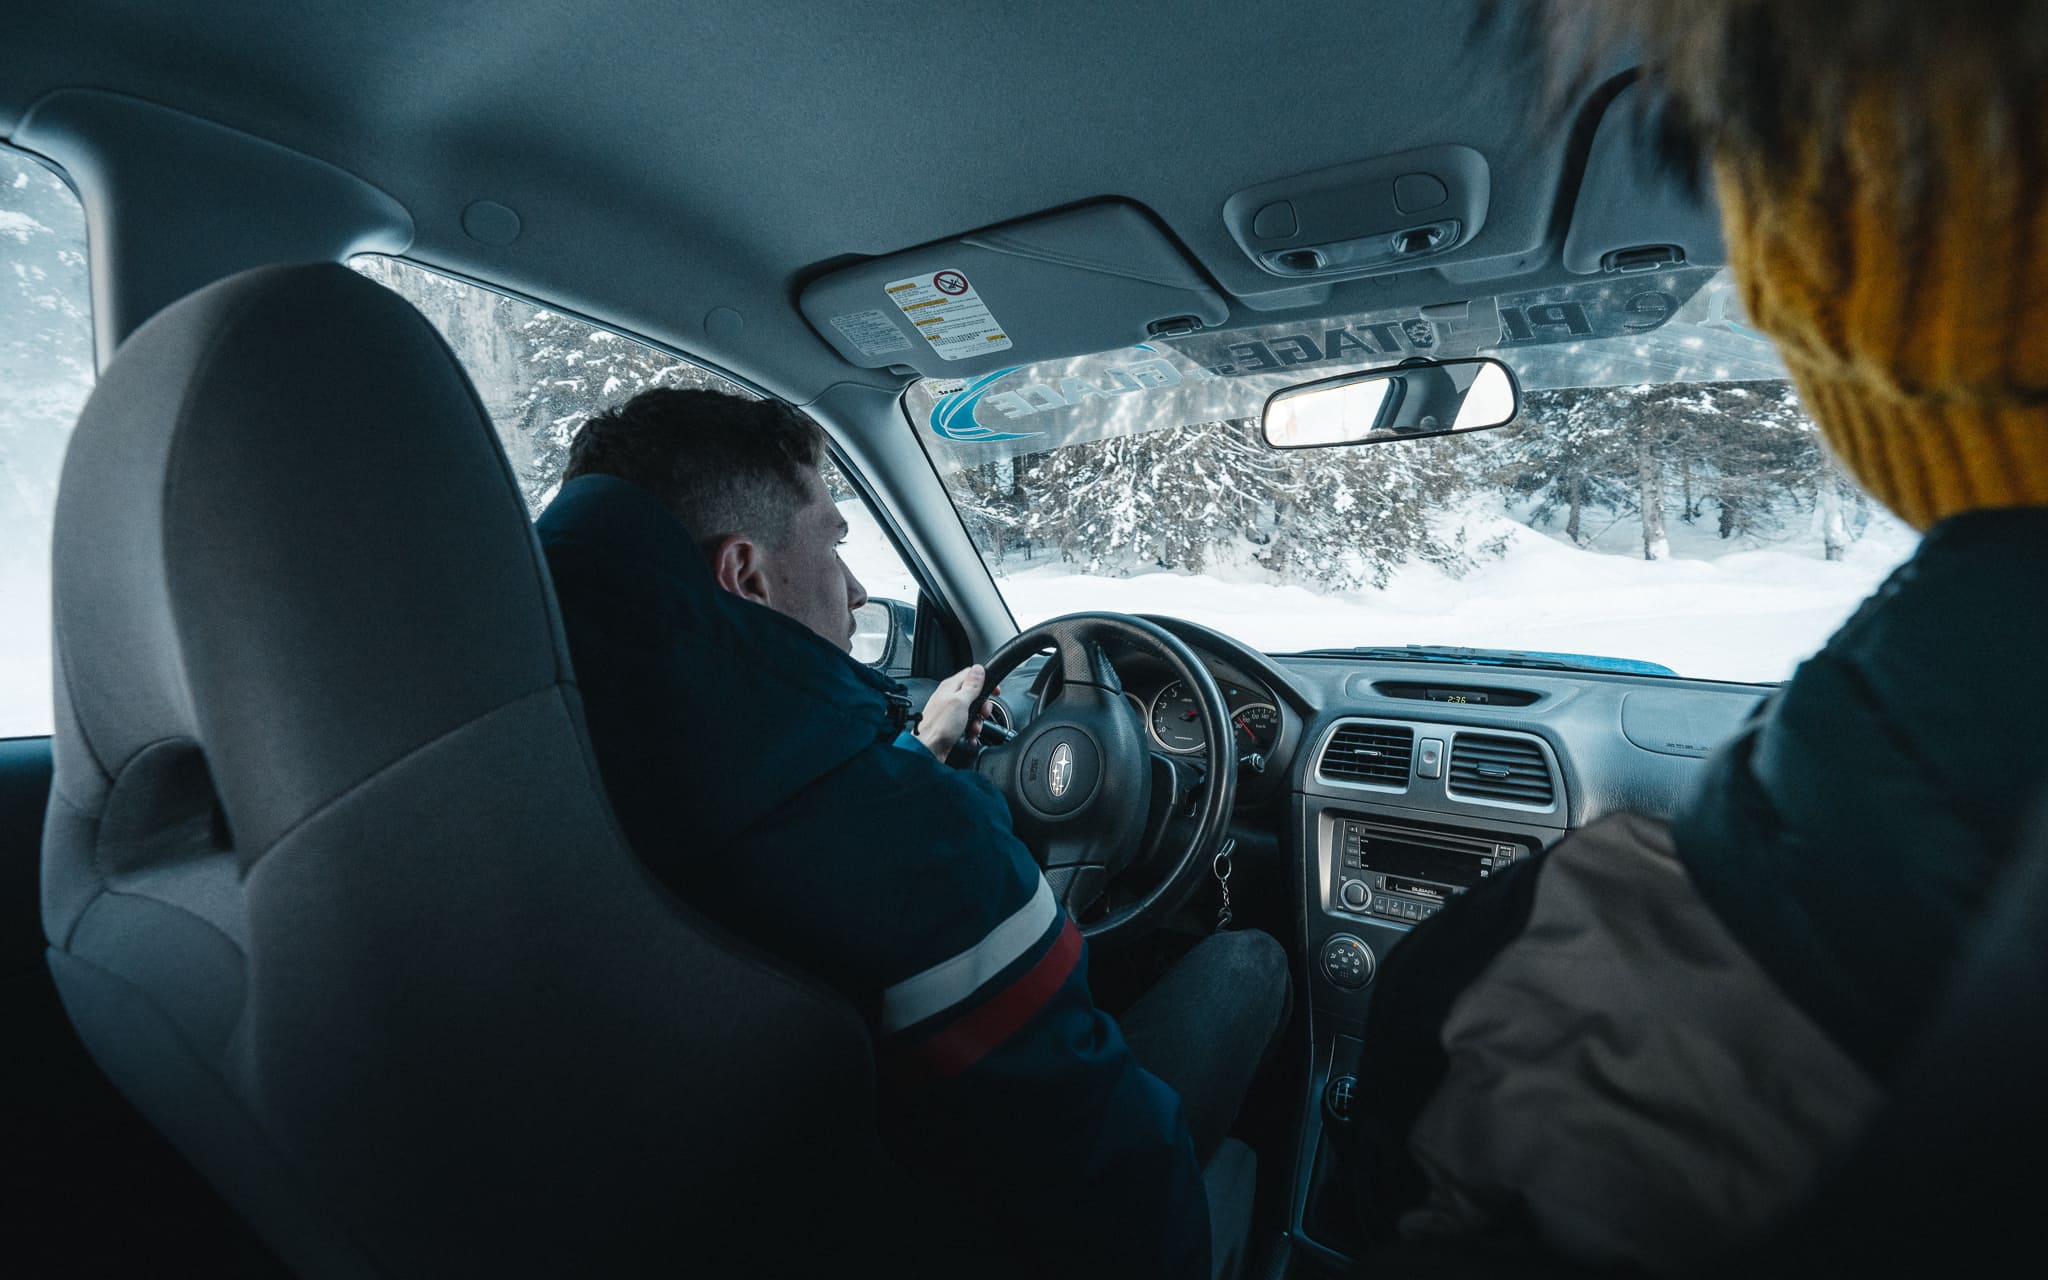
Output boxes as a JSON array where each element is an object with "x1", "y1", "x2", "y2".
[{"x1": 1339, "y1": 880, "x2": 1371, "y2": 911}]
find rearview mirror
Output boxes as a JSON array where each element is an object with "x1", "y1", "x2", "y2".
[{"x1": 1261, "y1": 356, "x2": 1519, "y2": 449}]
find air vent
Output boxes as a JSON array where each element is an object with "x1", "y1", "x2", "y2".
[
  {"x1": 1319, "y1": 723, "x2": 1414, "y2": 788},
  {"x1": 1447, "y1": 734, "x2": 1554, "y2": 807}
]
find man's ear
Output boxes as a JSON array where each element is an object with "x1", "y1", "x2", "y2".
[{"x1": 708, "y1": 533, "x2": 773, "y2": 606}]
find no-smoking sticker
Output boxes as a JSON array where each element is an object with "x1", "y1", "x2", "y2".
[{"x1": 884, "y1": 268, "x2": 1011, "y2": 361}]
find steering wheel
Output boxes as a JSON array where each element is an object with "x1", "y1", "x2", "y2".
[{"x1": 972, "y1": 612, "x2": 1237, "y2": 942}]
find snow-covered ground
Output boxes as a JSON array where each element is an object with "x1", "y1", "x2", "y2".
[
  {"x1": 838, "y1": 489, "x2": 1922, "y2": 685},
  {"x1": 985, "y1": 505, "x2": 1919, "y2": 685}
]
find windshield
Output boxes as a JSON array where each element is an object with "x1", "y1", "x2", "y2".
[{"x1": 908, "y1": 267, "x2": 1917, "y2": 683}]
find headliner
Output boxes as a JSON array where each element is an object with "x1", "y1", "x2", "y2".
[{"x1": 0, "y1": 0, "x2": 1642, "y2": 404}]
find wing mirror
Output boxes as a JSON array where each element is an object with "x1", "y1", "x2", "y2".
[
  {"x1": 1261, "y1": 356, "x2": 1520, "y2": 449},
  {"x1": 852, "y1": 598, "x2": 917, "y2": 670}
]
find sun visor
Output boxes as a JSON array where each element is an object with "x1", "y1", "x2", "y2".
[
  {"x1": 1562, "y1": 82, "x2": 1726, "y2": 274},
  {"x1": 799, "y1": 202, "x2": 1227, "y2": 378}
]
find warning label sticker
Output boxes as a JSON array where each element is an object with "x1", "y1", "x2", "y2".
[
  {"x1": 885, "y1": 269, "x2": 1012, "y2": 361},
  {"x1": 829, "y1": 308, "x2": 914, "y2": 359}
]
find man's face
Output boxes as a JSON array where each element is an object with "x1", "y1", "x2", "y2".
[{"x1": 759, "y1": 467, "x2": 869, "y2": 652}]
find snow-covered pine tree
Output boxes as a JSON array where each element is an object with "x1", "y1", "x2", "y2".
[
  {"x1": 1477, "y1": 386, "x2": 1636, "y2": 545},
  {"x1": 949, "y1": 415, "x2": 1482, "y2": 589},
  {"x1": 515, "y1": 308, "x2": 747, "y2": 511},
  {"x1": 353, "y1": 259, "x2": 761, "y2": 514},
  {"x1": 1295, "y1": 428, "x2": 1480, "y2": 587}
]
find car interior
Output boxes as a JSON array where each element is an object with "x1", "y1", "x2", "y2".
[{"x1": 4, "y1": 2, "x2": 2045, "y2": 1276}]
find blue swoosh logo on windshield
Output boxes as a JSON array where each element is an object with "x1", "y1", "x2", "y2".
[{"x1": 928, "y1": 367, "x2": 1043, "y2": 443}]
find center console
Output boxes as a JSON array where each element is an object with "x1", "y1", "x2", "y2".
[{"x1": 1286, "y1": 717, "x2": 1568, "y2": 1271}]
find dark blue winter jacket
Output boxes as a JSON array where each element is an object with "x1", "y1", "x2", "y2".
[{"x1": 535, "y1": 474, "x2": 1207, "y2": 1277}]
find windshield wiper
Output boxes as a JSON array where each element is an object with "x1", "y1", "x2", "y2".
[{"x1": 1288, "y1": 644, "x2": 1677, "y2": 677}]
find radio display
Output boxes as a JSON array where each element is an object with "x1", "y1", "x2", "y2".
[
  {"x1": 1357, "y1": 835, "x2": 1501, "y2": 892},
  {"x1": 1384, "y1": 876, "x2": 1451, "y2": 901}
]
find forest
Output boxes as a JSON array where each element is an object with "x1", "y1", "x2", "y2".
[{"x1": 939, "y1": 379, "x2": 1871, "y2": 591}]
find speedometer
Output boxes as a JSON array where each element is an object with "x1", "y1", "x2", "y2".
[
  {"x1": 1229, "y1": 703, "x2": 1280, "y2": 754},
  {"x1": 1147, "y1": 680, "x2": 1206, "y2": 753},
  {"x1": 1150, "y1": 682, "x2": 1284, "y2": 756}
]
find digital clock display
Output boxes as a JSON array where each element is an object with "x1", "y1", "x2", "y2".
[{"x1": 1428, "y1": 688, "x2": 1489, "y2": 704}]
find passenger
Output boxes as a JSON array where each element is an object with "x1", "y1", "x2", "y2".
[
  {"x1": 1351, "y1": 2, "x2": 2048, "y2": 1272},
  {"x1": 534, "y1": 387, "x2": 1290, "y2": 1279}
]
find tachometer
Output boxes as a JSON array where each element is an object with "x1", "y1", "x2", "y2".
[{"x1": 1147, "y1": 680, "x2": 1206, "y2": 753}]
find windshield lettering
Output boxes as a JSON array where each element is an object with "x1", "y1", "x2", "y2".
[
  {"x1": 984, "y1": 356, "x2": 1188, "y2": 420},
  {"x1": 1498, "y1": 301, "x2": 1593, "y2": 342}
]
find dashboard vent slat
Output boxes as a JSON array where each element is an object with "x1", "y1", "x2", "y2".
[
  {"x1": 1319, "y1": 724, "x2": 1414, "y2": 788},
  {"x1": 1447, "y1": 734, "x2": 1554, "y2": 806}
]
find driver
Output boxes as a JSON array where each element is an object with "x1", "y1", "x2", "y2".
[{"x1": 533, "y1": 386, "x2": 1290, "y2": 1278}]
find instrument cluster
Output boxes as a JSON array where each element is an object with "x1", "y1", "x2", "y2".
[{"x1": 1130, "y1": 673, "x2": 1282, "y2": 759}]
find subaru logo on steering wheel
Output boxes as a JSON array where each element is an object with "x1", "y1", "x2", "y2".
[{"x1": 1049, "y1": 742, "x2": 1075, "y2": 799}]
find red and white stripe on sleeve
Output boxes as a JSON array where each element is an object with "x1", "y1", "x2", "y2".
[{"x1": 879, "y1": 874, "x2": 1082, "y2": 1076}]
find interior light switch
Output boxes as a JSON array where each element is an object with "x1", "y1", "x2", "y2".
[
  {"x1": 1394, "y1": 173, "x2": 1449, "y2": 214},
  {"x1": 1418, "y1": 738, "x2": 1445, "y2": 779},
  {"x1": 1251, "y1": 200, "x2": 1298, "y2": 240}
]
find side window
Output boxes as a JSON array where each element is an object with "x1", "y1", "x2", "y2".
[
  {"x1": 351, "y1": 257, "x2": 921, "y2": 666},
  {"x1": 831, "y1": 469, "x2": 921, "y2": 671},
  {"x1": 1, "y1": 146, "x2": 92, "y2": 740}
]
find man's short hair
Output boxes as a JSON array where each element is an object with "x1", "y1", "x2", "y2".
[{"x1": 562, "y1": 388, "x2": 827, "y2": 548}]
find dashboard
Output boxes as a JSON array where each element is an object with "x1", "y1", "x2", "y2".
[
  {"x1": 974, "y1": 612, "x2": 1770, "y2": 1270},
  {"x1": 984, "y1": 613, "x2": 1767, "y2": 833}
]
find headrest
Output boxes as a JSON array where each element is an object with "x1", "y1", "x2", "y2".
[{"x1": 50, "y1": 262, "x2": 570, "y2": 860}]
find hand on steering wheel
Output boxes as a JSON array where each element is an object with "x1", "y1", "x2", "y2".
[
  {"x1": 914, "y1": 663, "x2": 998, "y2": 759},
  {"x1": 971, "y1": 613, "x2": 1236, "y2": 942}
]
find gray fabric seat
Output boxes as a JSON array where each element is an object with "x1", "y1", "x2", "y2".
[{"x1": 39, "y1": 262, "x2": 898, "y2": 1276}]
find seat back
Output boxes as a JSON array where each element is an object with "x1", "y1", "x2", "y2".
[
  {"x1": 40, "y1": 263, "x2": 888, "y2": 1275},
  {"x1": 1748, "y1": 787, "x2": 2048, "y2": 1274}
]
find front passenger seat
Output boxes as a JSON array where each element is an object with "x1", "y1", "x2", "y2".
[{"x1": 39, "y1": 262, "x2": 900, "y2": 1275}]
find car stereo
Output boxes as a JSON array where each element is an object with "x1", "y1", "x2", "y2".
[{"x1": 1332, "y1": 817, "x2": 1530, "y2": 923}]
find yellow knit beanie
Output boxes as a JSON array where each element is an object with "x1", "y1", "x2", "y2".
[{"x1": 1712, "y1": 88, "x2": 2048, "y2": 529}]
